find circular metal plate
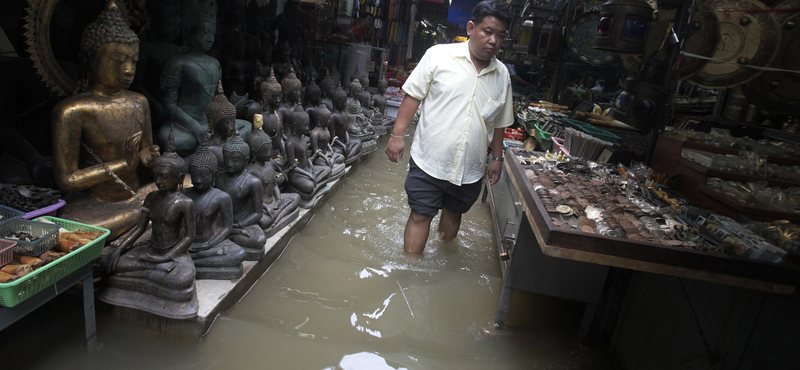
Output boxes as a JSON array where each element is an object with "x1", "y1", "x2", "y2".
[
  {"x1": 678, "y1": 4, "x2": 721, "y2": 79},
  {"x1": 567, "y1": 12, "x2": 619, "y2": 65},
  {"x1": 687, "y1": 0, "x2": 780, "y2": 88}
]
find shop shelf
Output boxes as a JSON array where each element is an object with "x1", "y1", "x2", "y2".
[{"x1": 0, "y1": 216, "x2": 109, "y2": 307}]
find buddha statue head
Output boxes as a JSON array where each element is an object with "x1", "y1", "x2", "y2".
[
  {"x1": 260, "y1": 68, "x2": 282, "y2": 109},
  {"x1": 332, "y1": 85, "x2": 347, "y2": 111},
  {"x1": 153, "y1": 127, "x2": 185, "y2": 191},
  {"x1": 305, "y1": 80, "x2": 322, "y2": 107},
  {"x1": 349, "y1": 78, "x2": 363, "y2": 98},
  {"x1": 281, "y1": 69, "x2": 302, "y2": 104},
  {"x1": 182, "y1": 0, "x2": 217, "y2": 52},
  {"x1": 79, "y1": 0, "x2": 140, "y2": 92},
  {"x1": 292, "y1": 111, "x2": 311, "y2": 136},
  {"x1": 329, "y1": 69, "x2": 341, "y2": 87},
  {"x1": 206, "y1": 82, "x2": 237, "y2": 139},
  {"x1": 188, "y1": 142, "x2": 217, "y2": 191},
  {"x1": 320, "y1": 76, "x2": 335, "y2": 98},
  {"x1": 246, "y1": 117, "x2": 272, "y2": 163},
  {"x1": 377, "y1": 78, "x2": 388, "y2": 94},
  {"x1": 222, "y1": 132, "x2": 250, "y2": 174},
  {"x1": 358, "y1": 90, "x2": 371, "y2": 108}
]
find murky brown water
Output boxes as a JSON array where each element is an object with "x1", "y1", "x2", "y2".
[{"x1": 4, "y1": 132, "x2": 612, "y2": 369}]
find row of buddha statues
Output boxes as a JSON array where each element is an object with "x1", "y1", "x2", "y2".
[{"x1": 47, "y1": 0, "x2": 394, "y2": 319}]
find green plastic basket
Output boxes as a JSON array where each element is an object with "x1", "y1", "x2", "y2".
[
  {"x1": 0, "y1": 216, "x2": 109, "y2": 307},
  {"x1": 533, "y1": 123, "x2": 554, "y2": 152}
]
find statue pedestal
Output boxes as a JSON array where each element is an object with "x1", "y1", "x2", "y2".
[
  {"x1": 296, "y1": 183, "x2": 332, "y2": 209},
  {"x1": 264, "y1": 208, "x2": 300, "y2": 239},
  {"x1": 96, "y1": 155, "x2": 372, "y2": 336}
]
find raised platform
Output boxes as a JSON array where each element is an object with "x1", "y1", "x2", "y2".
[{"x1": 98, "y1": 158, "x2": 364, "y2": 337}]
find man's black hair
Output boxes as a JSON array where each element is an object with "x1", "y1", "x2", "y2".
[{"x1": 470, "y1": 0, "x2": 513, "y2": 29}]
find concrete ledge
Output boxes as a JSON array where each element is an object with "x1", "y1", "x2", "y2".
[{"x1": 98, "y1": 158, "x2": 364, "y2": 337}]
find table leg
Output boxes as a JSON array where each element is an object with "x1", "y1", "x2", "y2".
[
  {"x1": 494, "y1": 284, "x2": 514, "y2": 329},
  {"x1": 82, "y1": 274, "x2": 97, "y2": 345}
]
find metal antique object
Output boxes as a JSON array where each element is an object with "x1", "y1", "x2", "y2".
[
  {"x1": 687, "y1": 0, "x2": 780, "y2": 88},
  {"x1": 610, "y1": 60, "x2": 670, "y2": 131},
  {"x1": 24, "y1": 0, "x2": 80, "y2": 96},
  {"x1": 677, "y1": 3, "x2": 721, "y2": 79},
  {"x1": 594, "y1": 0, "x2": 654, "y2": 54},
  {"x1": 568, "y1": 12, "x2": 619, "y2": 65},
  {"x1": 747, "y1": 0, "x2": 800, "y2": 102}
]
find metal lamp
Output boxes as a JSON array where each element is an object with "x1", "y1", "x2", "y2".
[{"x1": 594, "y1": 0, "x2": 653, "y2": 54}]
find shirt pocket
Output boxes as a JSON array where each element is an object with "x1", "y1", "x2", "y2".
[{"x1": 480, "y1": 97, "x2": 503, "y2": 123}]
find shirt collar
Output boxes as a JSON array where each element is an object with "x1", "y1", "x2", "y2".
[{"x1": 455, "y1": 41, "x2": 498, "y2": 75}]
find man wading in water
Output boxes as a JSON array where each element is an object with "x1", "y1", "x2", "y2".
[{"x1": 385, "y1": 0, "x2": 514, "y2": 254}]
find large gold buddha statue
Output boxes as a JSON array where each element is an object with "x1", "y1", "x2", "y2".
[{"x1": 52, "y1": 0, "x2": 160, "y2": 240}]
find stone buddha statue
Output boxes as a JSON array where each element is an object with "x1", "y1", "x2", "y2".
[
  {"x1": 346, "y1": 82, "x2": 377, "y2": 155},
  {"x1": 330, "y1": 85, "x2": 362, "y2": 165},
  {"x1": 369, "y1": 78, "x2": 396, "y2": 135},
  {"x1": 278, "y1": 70, "x2": 303, "y2": 137},
  {"x1": 159, "y1": 0, "x2": 252, "y2": 156},
  {"x1": 53, "y1": 1, "x2": 160, "y2": 240},
  {"x1": 345, "y1": 78, "x2": 363, "y2": 112},
  {"x1": 319, "y1": 74, "x2": 336, "y2": 111},
  {"x1": 205, "y1": 83, "x2": 238, "y2": 169},
  {"x1": 183, "y1": 143, "x2": 246, "y2": 279},
  {"x1": 272, "y1": 40, "x2": 293, "y2": 82},
  {"x1": 285, "y1": 110, "x2": 332, "y2": 208},
  {"x1": 99, "y1": 131, "x2": 198, "y2": 319},
  {"x1": 305, "y1": 81, "x2": 345, "y2": 180},
  {"x1": 259, "y1": 69, "x2": 288, "y2": 179},
  {"x1": 215, "y1": 133, "x2": 267, "y2": 260},
  {"x1": 246, "y1": 116, "x2": 300, "y2": 238}
]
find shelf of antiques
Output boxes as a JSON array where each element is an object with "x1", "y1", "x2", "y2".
[{"x1": 495, "y1": 147, "x2": 800, "y2": 296}]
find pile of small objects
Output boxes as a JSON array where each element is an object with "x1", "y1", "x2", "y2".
[
  {"x1": 0, "y1": 184, "x2": 62, "y2": 212},
  {"x1": 2, "y1": 230, "x2": 38, "y2": 242}
]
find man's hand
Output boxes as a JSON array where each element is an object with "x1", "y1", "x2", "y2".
[
  {"x1": 385, "y1": 136, "x2": 405, "y2": 163},
  {"x1": 487, "y1": 160, "x2": 503, "y2": 185}
]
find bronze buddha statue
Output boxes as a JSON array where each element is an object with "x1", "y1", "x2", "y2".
[
  {"x1": 259, "y1": 68, "x2": 289, "y2": 183},
  {"x1": 277, "y1": 69, "x2": 303, "y2": 138},
  {"x1": 215, "y1": 133, "x2": 267, "y2": 260},
  {"x1": 99, "y1": 129, "x2": 198, "y2": 319},
  {"x1": 285, "y1": 110, "x2": 331, "y2": 208},
  {"x1": 52, "y1": 0, "x2": 160, "y2": 240},
  {"x1": 205, "y1": 83, "x2": 238, "y2": 169},
  {"x1": 330, "y1": 85, "x2": 362, "y2": 165},
  {"x1": 305, "y1": 81, "x2": 345, "y2": 180},
  {"x1": 246, "y1": 115, "x2": 300, "y2": 238},
  {"x1": 184, "y1": 143, "x2": 246, "y2": 279}
]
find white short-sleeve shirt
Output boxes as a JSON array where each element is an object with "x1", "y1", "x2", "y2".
[{"x1": 403, "y1": 42, "x2": 514, "y2": 186}]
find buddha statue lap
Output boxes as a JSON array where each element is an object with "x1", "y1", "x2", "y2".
[
  {"x1": 184, "y1": 143, "x2": 246, "y2": 279},
  {"x1": 259, "y1": 69, "x2": 289, "y2": 186},
  {"x1": 53, "y1": 1, "x2": 160, "y2": 240},
  {"x1": 330, "y1": 85, "x2": 362, "y2": 165},
  {"x1": 285, "y1": 110, "x2": 331, "y2": 208},
  {"x1": 159, "y1": 2, "x2": 251, "y2": 157},
  {"x1": 246, "y1": 115, "x2": 300, "y2": 238},
  {"x1": 306, "y1": 82, "x2": 345, "y2": 180},
  {"x1": 215, "y1": 133, "x2": 267, "y2": 260},
  {"x1": 99, "y1": 130, "x2": 198, "y2": 319}
]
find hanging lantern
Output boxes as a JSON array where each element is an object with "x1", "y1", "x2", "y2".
[
  {"x1": 610, "y1": 60, "x2": 669, "y2": 131},
  {"x1": 593, "y1": 0, "x2": 653, "y2": 54},
  {"x1": 537, "y1": 16, "x2": 560, "y2": 60}
]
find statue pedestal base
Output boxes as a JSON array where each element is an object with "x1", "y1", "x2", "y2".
[
  {"x1": 373, "y1": 125, "x2": 389, "y2": 136},
  {"x1": 264, "y1": 208, "x2": 300, "y2": 239},
  {"x1": 296, "y1": 184, "x2": 331, "y2": 209},
  {"x1": 196, "y1": 265, "x2": 244, "y2": 280},
  {"x1": 98, "y1": 284, "x2": 199, "y2": 320},
  {"x1": 96, "y1": 155, "x2": 372, "y2": 336}
]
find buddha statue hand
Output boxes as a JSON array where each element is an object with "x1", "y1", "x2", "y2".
[
  {"x1": 139, "y1": 145, "x2": 161, "y2": 168},
  {"x1": 125, "y1": 132, "x2": 144, "y2": 167},
  {"x1": 190, "y1": 121, "x2": 210, "y2": 143},
  {"x1": 231, "y1": 225, "x2": 252, "y2": 237}
]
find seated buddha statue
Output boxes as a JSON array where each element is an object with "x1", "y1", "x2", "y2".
[
  {"x1": 53, "y1": 1, "x2": 160, "y2": 240},
  {"x1": 277, "y1": 70, "x2": 303, "y2": 138},
  {"x1": 183, "y1": 143, "x2": 246, "y2": 279},
  {"x1": 215, "y1": 133, "x2": 267, "y2": 260},
  {"x1": 99, "y1": 130, "x2": 198, "y2": 319},
  {"x1": 159, "y1": 3, "x2": 251, "y2": 156},
  {"x1": 346, "y1": 87, "x2": 377, "y2": 155},
  {"x1": 369, "y1": 78, "x2": 397, "y2": 134},
  {"x1": 246, "y1": 115, "x2": 300, "y2": 238},
  {"x1": 285, "y1": 110, "x2": 331, "y2": 208},
  {"x1": 319, "y1": 74, "x2": 336, "y2": 111},
  {"x1": 330, "y1": 85, "x2": 362, "y2": 165},
  {"x1": 305, "y1": 81, "x2": 345, "y2": 180},
  {"x1": 205, "y1": 83, "x2": 238, "y2": 169},
  {"x1": 259, "y1": 69, "x2": 288, "y2": 184}
]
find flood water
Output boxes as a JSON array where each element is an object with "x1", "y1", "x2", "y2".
[{"x1": 4, "y1": 131, "x2": 613, "y2": 369}]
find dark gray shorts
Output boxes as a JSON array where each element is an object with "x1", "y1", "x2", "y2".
[{"x1": 404, "y1": 157, "x2": 483, "y2": 217}]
